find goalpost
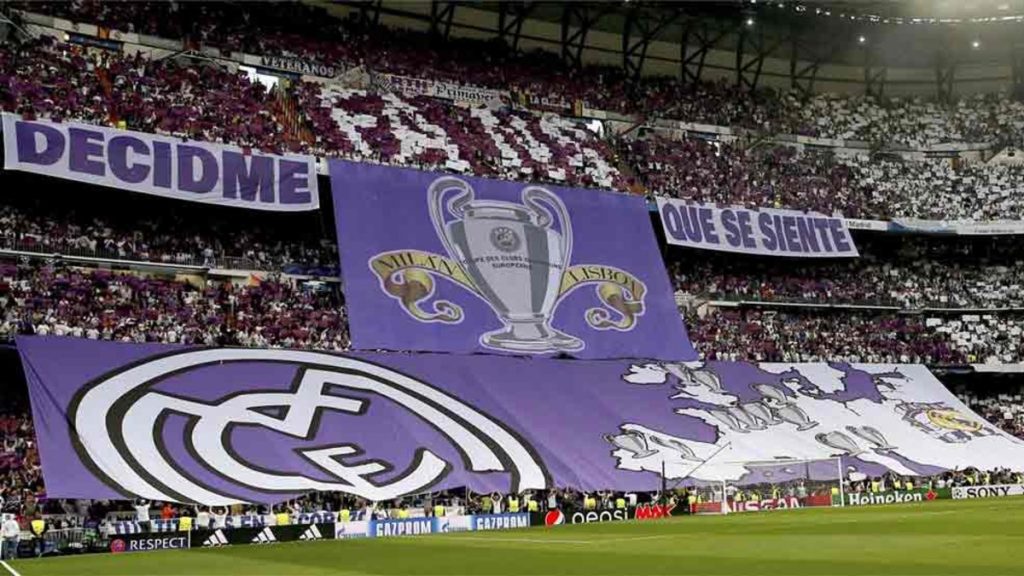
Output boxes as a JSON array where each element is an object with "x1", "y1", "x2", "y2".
[{"x1": 675, "y1": 456, "x2": 846, "y2": 515}]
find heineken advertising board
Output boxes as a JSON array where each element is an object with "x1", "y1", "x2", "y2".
[{"x1": 844, "y1": 488, "x2": 951, "y2": 507}]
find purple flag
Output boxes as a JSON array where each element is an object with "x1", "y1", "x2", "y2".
[
  {"x1": 330, "y1": 160, "x2": 695, "y2": 360},
  {"x1": 19, "y1": 337, "x2": 1024, "y2": 506}
]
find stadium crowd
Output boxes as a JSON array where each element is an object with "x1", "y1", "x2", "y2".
[
  {"x1": 0, "y1": 260, "x2": 349, "y2": 350},
  {"x1": 5, "y1": 3, "x2": 1024, "y2": 218},
  {"x1": 670, "y1": 238, "x2": 1024, "y2": 310},
  {"x1": 0, "y1": 180, "x2": 338, "y2": 275},
  {"x1": 684, "y1": 308, "x2": 1019, "y2": 365},
  {"x1": 0, "y1": 248, "x2": 1021, "y2": 363},
  {"x1": 0, "y1": 413, "x2": 42, "y2": 520},
  {"x1": 959, "y1": 389, "x2": 1024, "y2": 439},
  {"x1": 17, "y1": 0, "x2": 1024, "y2": 149}
]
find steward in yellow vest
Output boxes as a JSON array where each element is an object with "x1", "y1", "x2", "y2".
[
  {"x1": 433, "y1": 504, "x2": 445, "y2": 518},
  {"x1": 508, "y1": 498, "x2": 520, "y2": 513},
  {"x1": 275, "y1": 512, "x2": 289, "y2": 526},
  {"x1": 615, "y1": 497, "x2": 626, "y2": 510},
  {"x1": 178, "y1": 516, "x2": 193, "y2": 532}
]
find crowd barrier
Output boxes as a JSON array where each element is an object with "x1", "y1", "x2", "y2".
[{"x1": 28, "y1": 488, "x2": 1024, "y2": 558}]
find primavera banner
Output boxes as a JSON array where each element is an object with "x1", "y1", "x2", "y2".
[
  {"x1": 2, "y1": 113, "x2": 319, "y2": 211},
  {"x1": 19, "y1": 338, "x2": 1024, "y2": 506},
  {"x1": 657, "y1": 199, "x2": 858, "y2": 258},
  {"x1": 330, "y1": 160, "x2": 694, "y2": 360},
  {"x1": 373, "y1": 73, "x2": 505, "y2": 106}
]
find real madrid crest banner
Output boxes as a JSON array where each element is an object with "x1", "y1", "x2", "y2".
[
  {"x1": 19, "y1": 337, "x2": 1024, "y2": 505},
  {"x1": 329, "y1": 160, "x2": 695, "y2": 360}
]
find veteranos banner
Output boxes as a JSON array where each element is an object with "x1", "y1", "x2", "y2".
[
  {"x1": 20, "y1": 337, "x2": 1024, "y2": 506},
  {"x1": 657, "y1": 199, "x2": 859, "y2": 258},
  {"x1": 330, "y1": 160, "x2": 694, "y2": 360},
  {"x1": 2, "y1": 113, "x2": 318, "y2": 211}
]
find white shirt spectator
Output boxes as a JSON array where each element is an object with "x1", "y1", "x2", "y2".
[
  {"x1": 134, "y1": 500, "x2": 150, "y2": 523},
  {"x1": 2, "y1": 517, "x2": 20, "y2": 539}
]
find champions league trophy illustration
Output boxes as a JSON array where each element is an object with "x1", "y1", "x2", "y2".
[
  {"x1": 604, "y1": 430, "x2": 658, "y2": 459},
  {"x1": 815, "y1": 430, "x2": 866, "y2": 457},
  {"x1": 664, "y1": 363, "x2": 725, "y2": 392},
  {"x1": 847, "y1": 425, "x2": 897, "y2": 453},
  {"x1": 429, "y1": 177, "x2": 583, "y2": 352},
  {"x1": 649, "y1": 435, "x2": 702, "y2": 461},
  {"x1": 752, "y1": 382, "x2": 819, "y2": 431}
]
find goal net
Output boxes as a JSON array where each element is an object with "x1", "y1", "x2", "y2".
[{"x1": 683, "y1": 457, "x2": 845, "y2": 514}]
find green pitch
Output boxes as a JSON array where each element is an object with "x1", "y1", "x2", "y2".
[{"x1": 8, "y1": 497, "x2": 1024, "y2": 576}]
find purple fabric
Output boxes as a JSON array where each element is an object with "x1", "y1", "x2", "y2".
[
  {"x1": 331, "y1": 160, "x2": 694, "y2": 360},
  {"x1": 20, "y1": 337, "x2": 1022, "y2": 505}
]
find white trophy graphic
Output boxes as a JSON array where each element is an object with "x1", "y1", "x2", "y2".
[{"x1": 428, "y1": 177, "x2": 584, "y2": 352}]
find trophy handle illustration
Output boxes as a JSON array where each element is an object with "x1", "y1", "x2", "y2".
[
  {"x1": 847, "y1": 425, "x2": 897, "y2": 453},
  {"x1": 605, "y1": 430, "x2": 657, "y2": 459},
  {"x1": 648, "y1": 435, "x2": 702, "y2": 461},
  {"x1": 815, "y1": 431, "x2": 865, "y2": 457},
  {"x1": 428, "y1": 177, "x2": 475, "y2": 269},
  {"x1": 522, "y1": 185, "x2": 572, "y2": 282},
  {"x1": 428, "y1": 178, "x2": 582, "y2": 352}
]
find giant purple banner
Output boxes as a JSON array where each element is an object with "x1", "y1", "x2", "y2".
[
  {"x1": 330, "y1": 160, "x2": 694, "y2": 360},
  {"x1": 19, "y1": 337, "x2": 1024, "y2": 506}
]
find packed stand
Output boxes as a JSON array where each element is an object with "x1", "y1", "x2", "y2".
[
  {"x1": 0, "y1": 413, "x2": 43, "y2": 520},
  {"x1": 957, "y1": 388, "x2": 1024, "y2": 440},
  {"x1": 13, "y1": 1, "x2": 787, "y2": 130},
  {"x1": 10, "y1": 6, "x2": 1024, "y2": 220},
  {"x1": 783, "y1": 92, "x2": 1024, "y2": 149},
  {"x1": 686, "y1": 308, "x2": 1023, "y2": 365},
  {"x1": 839, "y1": 155, "x2": 1024, "y2": 222},
  {"x1": 623, "y1": 134, "x2": 880, "y2": 216},
  {"x1": 15, "y1": 1, "x2": 1024, "y2": 147},
  {"x1": 0, "y1": 260, "x2": 349, "y2": 349},
  {"x1": 0, "y1": 36, "x2": 298, "y2": 153},
  {"x1": 299, "y1": 83, "x2": 624, "y2": 189},
  {"x1": 625, "y1": 131, "x2": 1024, "y2": 221},
  {"x1": 670, "y1": 237, "x2": 1024, "y2": 310},
  {"x1": 0, "y1": 34, "x2": 626, "y2": 190},
  {"x1": 0, "y1": 176, "x2": 338, "y2": 275}
]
